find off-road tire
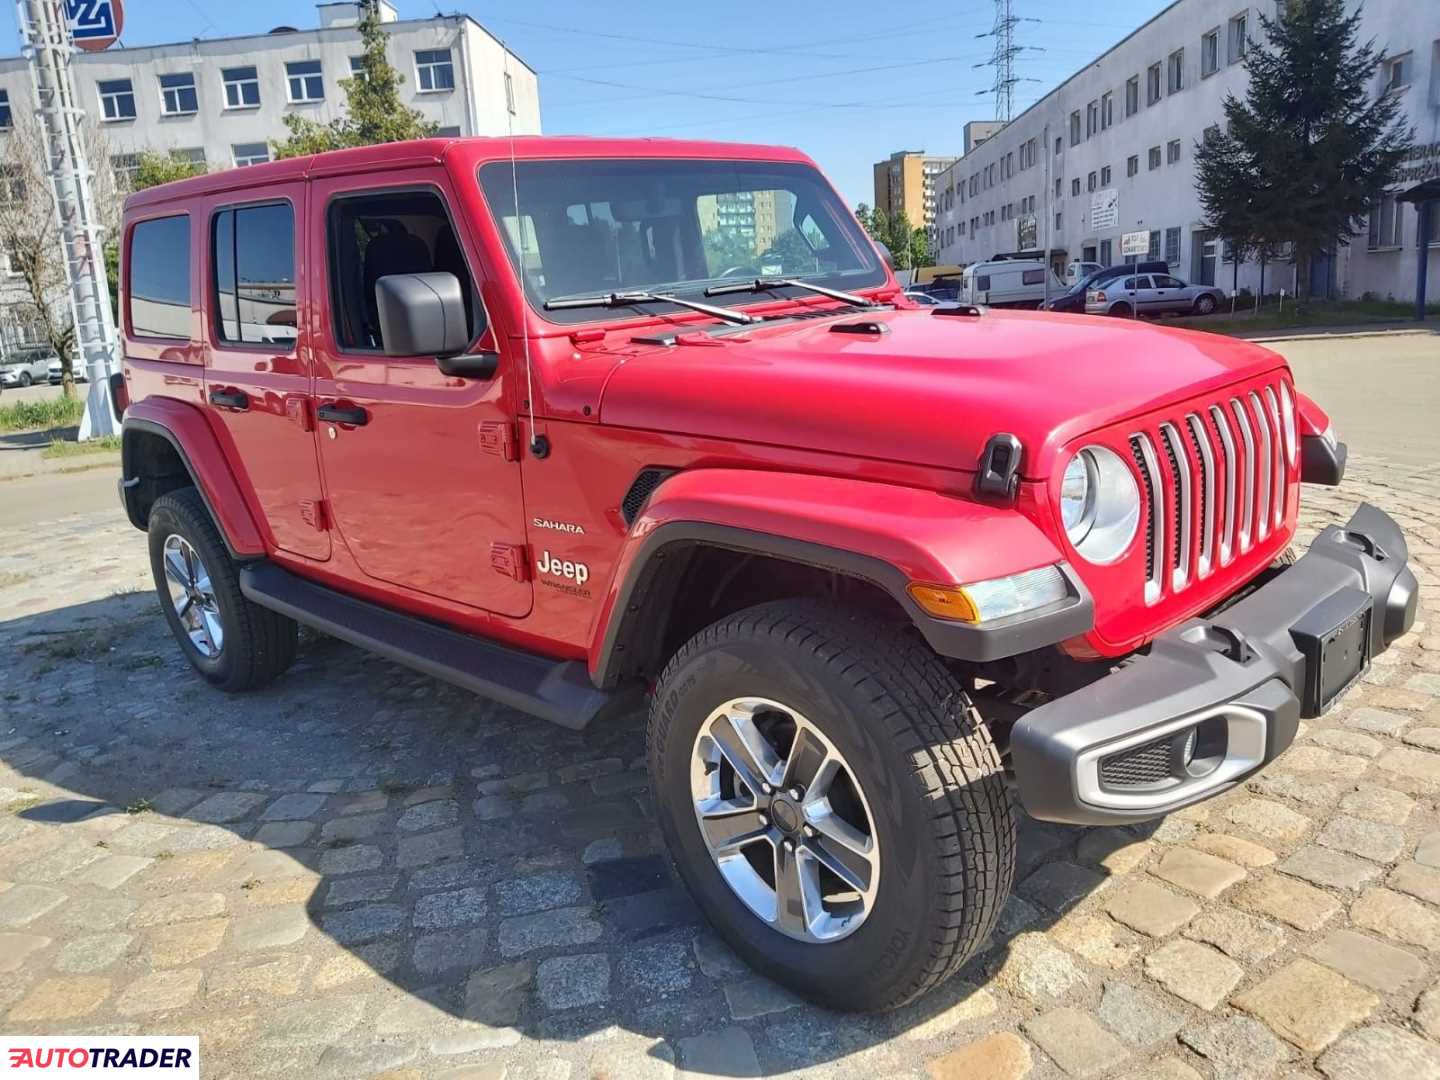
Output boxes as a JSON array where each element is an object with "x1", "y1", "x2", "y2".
[
  {"x1": 648, "y1": 599, "x2": 1014, "y2": 1013},
  {"x1": 148, "y1": 487, "x2": 297, "y2": 692}
]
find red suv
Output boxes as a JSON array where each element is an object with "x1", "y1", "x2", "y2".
[{"x1": 114, "y1": 137, "x2": 1415, "y2": 1012}]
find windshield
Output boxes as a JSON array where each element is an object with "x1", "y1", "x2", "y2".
[{"x1": 477, "y1": 159, "x2": 885, "y2": 324}]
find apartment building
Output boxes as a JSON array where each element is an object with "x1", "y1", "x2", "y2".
[
  {"x1": 872, "y1": 150, "x2": 959, "y2": 240},
  {"x1": 932, "y1": 0, "x2": 1439, "y2": 302},
  {"x1": 0, "y1": 1, "x2": 540, "y2": 182}
]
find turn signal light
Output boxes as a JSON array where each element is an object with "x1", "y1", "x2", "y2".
[{"x1": 907, "y1": 583, "x2": 980, "y2": 623}]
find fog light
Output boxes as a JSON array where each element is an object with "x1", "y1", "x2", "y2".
[{"x1": 1171, "y1": 716, "x2": 1228, "y2": 780}]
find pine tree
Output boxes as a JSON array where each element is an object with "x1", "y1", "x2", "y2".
[
  {"x1": 272, "y1": 3, "x2": 439, "y2": 159},
  {"x1": 1193, "y1": 0, "x2": 1411, "y2": 300}
]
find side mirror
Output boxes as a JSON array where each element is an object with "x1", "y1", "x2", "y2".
[
  {"x1": 376, "y1": 271, "x2": 471, "y2": 359},
  {"x1": 874, "y1": 241, "x2": 894, "y2": 270}
]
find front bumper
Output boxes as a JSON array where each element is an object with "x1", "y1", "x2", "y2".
[{"x1": 1011, "y1": 503, "x2": 1417, "y2": 825}]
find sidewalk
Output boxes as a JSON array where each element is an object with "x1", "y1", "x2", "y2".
[{"x1": 0, "y1": 427, "x2": 118, "y2": 482}]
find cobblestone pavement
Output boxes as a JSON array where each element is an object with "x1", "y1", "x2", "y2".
[{"x1": 1, "y1": 455, "x2": 1438, "y2": 1080}]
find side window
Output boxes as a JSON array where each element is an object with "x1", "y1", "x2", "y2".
[
  {"x1": 1155, "y1": 275, "x2": 1184, "y2": 289},
  {"x1": 129, "y1": 215, "x2": 191, "y2": 339},
  {"x1": 212, "y1": 202, "x2": 297, "y2": 346},
  {"x1": 1021, "y1": 268, "x2": 1045, "y2": 285},
  {"x1": 327, "y1": 189, "x2": 480, "y2": 352}
]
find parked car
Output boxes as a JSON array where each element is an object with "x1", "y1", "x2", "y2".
[
  {"x1": 1046, "y1": 261, "x2": 1171, "y2": 314},
  {"x1": 958, "y1": 257, "x2": 1064, "y2": 307},
  {"x1": 1063, "y1": 260, "x2": 1104, "y2": 286},
  {"x1": 1, "y1": 345, "x2": 57, "y2": 387},
  {"x1": 902, "y1": 289, "x2": 941, "y2": 306},
  {"x1": 115, "y1": 135, "x2": 1410, "y2": 1014},
  {"x1": 47, "y1": 357, "x2": 88, "y2": 385},
  {"x1": 1086, "y1": 272, "x2": 1225, "y2": 317}
]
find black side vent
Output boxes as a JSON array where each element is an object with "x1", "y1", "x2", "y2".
[
  {"x1": 621, "y1": 468, "x2": 675, "y2": 525},
  {"x1": 828, "y1": 320, "x2": 889, "y2": 336},
  {"x1": 932, "y1": 304, "x2": 986, "y2": 317}
]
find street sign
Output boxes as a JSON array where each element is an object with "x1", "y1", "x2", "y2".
[
  {"x1": 1121, "y1": 230, "x2": 1149, "y2": 258},
  {"x1": 1091, "y1": 188, "x2": 1119, "y2": 230},
  {"x1": 65, "y1": 0, "x2": 124, "y2": 51}
]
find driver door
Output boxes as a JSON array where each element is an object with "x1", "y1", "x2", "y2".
[{"x1": 307, "y1": 171, "x2": 531, "y2": 618}]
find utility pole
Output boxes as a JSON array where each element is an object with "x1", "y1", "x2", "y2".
[
  {"x1": 1042, "y1": 121, "x2": 1050, "y2": 310},
  {"x1": 973, "y1": 0, "x2": 1041, "y2": 123},
  {"x1": 17, "y1": 0, "x2": 121, "y2": 438}
]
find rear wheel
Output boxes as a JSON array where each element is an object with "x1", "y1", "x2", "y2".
[
  {"x1": 1110, "y1": 302, "x2": 1133, "y2": 317},
  {"x1": 1194, "y1": 294, "x2": 1218, "y2": 315},
  {"x1": 648, "y1": 600, "x2": 1014, "y2": 1012},
  {"x1": 147, "y1": 487, "x2": 297, "y2": 692}
]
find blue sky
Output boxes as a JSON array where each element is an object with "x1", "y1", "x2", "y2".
[{"x1": 3, "y1": 0, "x2": 1174, "y2": 205}]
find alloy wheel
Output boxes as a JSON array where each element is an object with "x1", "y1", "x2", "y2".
[
  {"x1": 161, "y1": 534, "x2": 224, "y2": 658},
  {"x1": 689, "y1": 696, "x2": 880, "y2": 943}
]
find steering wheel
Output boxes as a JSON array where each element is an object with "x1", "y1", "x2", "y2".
[{"x1": 719, "y1": 265, "x2": 762, "y2": 278}]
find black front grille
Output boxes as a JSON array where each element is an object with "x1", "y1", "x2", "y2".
[
  {"x1": 1099, "y1": 735, "x2": 1173, "y2": 788},
  {"x1": 1130, "y1": 436, "x2": 1156, "y2": 584},
  {"x1": 621, "y1": 468, "x2": 674, "y2": 525}
]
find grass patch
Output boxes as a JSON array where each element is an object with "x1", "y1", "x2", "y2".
[
  {"x1": 125, "y1": 798, "x2": 153, "y2": 815},
  {"x1": 0, "y1": 395, "x2": 83, "y2": 433},
  {"x1": 1169, "y1": 298, "x2": 1440, "y2": 337},
  {"x1": 0, "y1": 570, "x2": 34, "y2": 589},
  {"x1": 41, "y1": 434, "x2": 121, "y2": 459}
]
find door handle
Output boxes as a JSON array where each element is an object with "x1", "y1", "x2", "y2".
[
  {"x1": 209, "y1": 388, "x2": 249, "y2": 410},
  {"x1": 317, "y1": 402, "x2": 369, "y2": 426}
]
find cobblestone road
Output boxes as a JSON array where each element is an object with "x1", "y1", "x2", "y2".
[{"x1": 1, "y1": 455, "x2": 1437, "y2": 1080}]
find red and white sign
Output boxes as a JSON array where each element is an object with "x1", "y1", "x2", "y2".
[{"x1": 1, "y1": 1036, "x2": 197, "y2": 1077}]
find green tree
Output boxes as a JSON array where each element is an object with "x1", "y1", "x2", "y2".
[
  {"x1": 852, "y1": 202, "x2": 875, "y2": 235},
  {"x1": 1195, "y1": 0, "x2": 1411, "y2": 301},
  {"x1": 130, "y1": 150, "x2": 206, "y2": 190},
  {"x1": 273, "y1": 5, "x2": 438, "y2": 158}
]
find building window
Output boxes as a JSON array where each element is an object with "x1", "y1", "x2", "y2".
[
  {"x1": 1168, "y1": 49, "x2": 1185, "y2": 93},
  {"x1": 1101, "y1": 92, "x2": 1113, "y2": 130},
  {"x1": 1167, "y1": 139, "x2": 1182, "y2": 164},
  {"x1": 1228, "y1": 13, "x2": 1249, "y2": 64},
  {"x1": 232, "y1": 142, "x2": 270, "y2": 167},
  {"x1": 504, "y1": 72, "x2": 516, "y2": 115},
  {"x1": 1071, "y1": 177, "x2": 1081, "y2": 197},
  {"x1": 1149, "y1": 145, "x2": 1162, "y2": 170},
  {"x1": 129, "y1": 215, "x2": 192, "y2": 339},
  {"x1": 1165, "y1": 226, "x2": 1181, "y2": 265},
  {"x1": 1203, "y1": 124, "x2": 1221, "y2": 144},
  {"x1": 1069, "y1": 110, "x2": 1081, "y2": 146},
  {"x1": 1147, "y1": 63, "x2": 1162, "y2": 105},
  {"x1": 0, "y1": 90, "x2": 9, "y2": 129},
  {"x1": 1382, "y1": 53, "x2": 1411, "y2": 93},
  {"x1": 1127, "y1": 154, "x2": 1139, "y2": 177},
  {"x1": 1054, "y1": 177, "x2": 1062, "y2": 198},
  {"x1": 1148, "y1": 230, "x2": 1161, "y2": 259},
  {"x1": 111, "y1": 153, "x2": 140, "y2": 188},
  {"x1": 1087, "y1": 171, "x2": 1097, "y2": 192},
  {"x1": 348, "y1": 55, "x2": 365, "y2": 77},
  {"x1": 176, "y1": 148, "x2": 207, "y2": 166},
  {"x1": 1086, "y1": 100, "x2": 1098, "y2": 138},
  {"x1": 158, "y1": 72, "x2": 198, "y2": 116},
  {"x1": 286, "y1": 60, "x2": 324, "y2": 103},
  {"x1": 1099, "y1": 239, "x2": 1112, "y2": 265},
  {"x1": 221, "y1": 66, "x2": 259, "y2": 109},
  {"x1": 1202, "y1": 29, "x2": 1219, "y2": 76},
  {"x1": 1369, "y1": 192, "x2": 1404, "y2": 249},
  {"x1": 1101, "y1": 165, "x2": 1112, "y2": 186},
  {"x1": 1055, "y1": 211, "x2": 1063, "y2": 231},
  {"x1": 1125, "y1": 76, "x2": 1139, "y2": 117},
  {"x1": 415, "y1": 48, "x2": 454, "y2": 92},
  {"x1": 1054, "y1": 135, "x2": 1062, "y2": 155}
]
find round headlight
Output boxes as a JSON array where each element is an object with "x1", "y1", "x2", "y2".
[
  {"x1": 1060, "y1": 454, "x2": 1095, "y2": 543},
  {"x1": 1060, "y1": 447, "x2": 1141, "y2": 564}
]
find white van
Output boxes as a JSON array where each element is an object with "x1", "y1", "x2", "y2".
[{"x1": 960, "y1": 259, "x2": 1065, "y2": 308}]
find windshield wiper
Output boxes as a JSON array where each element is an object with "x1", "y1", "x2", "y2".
[
  {"x1": 543, "y1": 291, "x2": 756, "y2": 325},
  {"x1": 704, "y1": 277, "x2": 878, "y2": 308}
]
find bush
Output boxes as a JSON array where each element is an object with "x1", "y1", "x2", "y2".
[{"x1": 0, "y1": 395, "x2": 84, "y2": 433}]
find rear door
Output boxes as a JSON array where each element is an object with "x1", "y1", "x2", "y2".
[
  {"x1": 201, "y1": 186, "x2": 330, "y2": 561},
  {"x1": 307, "y1": 170, "x2": 531, "y2": 618}
]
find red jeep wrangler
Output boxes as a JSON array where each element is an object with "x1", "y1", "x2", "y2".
[{"x1": 114, "y1": 137, "x2": 1415, "y2": 1012}]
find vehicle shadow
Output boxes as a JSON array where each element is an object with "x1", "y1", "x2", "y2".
[{"x1": 0, "y1": 590, "x2": 1143, "y2": 1075}]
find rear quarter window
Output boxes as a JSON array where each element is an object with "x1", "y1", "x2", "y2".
[{"x1": 129, "y1": 215, "x2": 192, "y2": 339}]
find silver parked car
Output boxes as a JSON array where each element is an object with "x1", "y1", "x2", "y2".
[
  {"x1": 1085, "y1": 273, "x2": 1224, "y2": 318},
  {"x1": 1, "y1": 345, "x2": 57, "y2": 387},
  {"x1": 47, "y1": 356, "x2": 88, "y2": 385}
]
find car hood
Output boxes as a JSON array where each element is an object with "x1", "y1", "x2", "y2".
[{"x1": 598, "y1": 307, "x2": 1288, "y2": 479}]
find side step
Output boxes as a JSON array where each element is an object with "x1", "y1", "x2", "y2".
[{"x1": 239, "y1": 562, "x2": 611, "y2": 731}]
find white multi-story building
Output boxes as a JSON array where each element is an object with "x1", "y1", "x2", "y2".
[
  {"x1": 0, "y1": 1, "x2": 540, "y2": 181},
  {"x1": 932, "y1": 0, "x2": 1439, "y2": 302},
  {"x1": 0, "y1": 1, "x2": 540, "y2": 349}
]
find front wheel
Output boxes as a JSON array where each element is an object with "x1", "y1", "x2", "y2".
[
  {"x1": 18, "y1": 372, "x2": 31, "y2": 387},
  {"x1": 648, "y1": 600, "x2": 1014, "y2": 1012}
]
